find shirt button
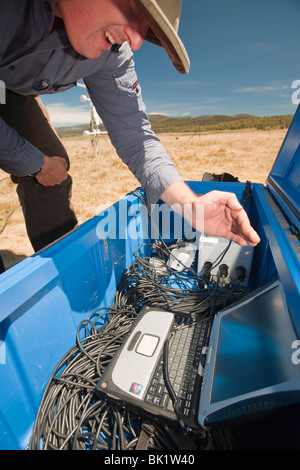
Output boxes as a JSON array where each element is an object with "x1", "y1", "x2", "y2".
[
  {"x1": 9, "y1": 66, "x2": 15, "y2": 71},
  {"x1": 33, "y1": 79, "x2": 51, "y2": 91}
]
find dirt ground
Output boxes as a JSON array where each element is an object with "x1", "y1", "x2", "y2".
[{"x1": 0, "y1": 128, "x2": 287, "y2": 271}]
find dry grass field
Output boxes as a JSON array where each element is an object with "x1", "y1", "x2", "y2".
[{"x1": 0, "y1": 128, "x2": 287, "y2": 271}]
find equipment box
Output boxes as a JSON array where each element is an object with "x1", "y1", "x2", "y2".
[{"x1": 0, "y1": 106, "x2": 300, "y2": 450}]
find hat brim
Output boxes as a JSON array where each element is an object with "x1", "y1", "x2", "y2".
[{"x1": 137, "y1": 0, "x2": 190, "y2": 74}]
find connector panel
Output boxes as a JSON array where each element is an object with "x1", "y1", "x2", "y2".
[{"x1": 197, "y1": 234, "x2": 254, "y2": 286}]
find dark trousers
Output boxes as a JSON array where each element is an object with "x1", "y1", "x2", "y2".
[{"x1": 0, "y1": 90, "x2": 78, "y2": 252}]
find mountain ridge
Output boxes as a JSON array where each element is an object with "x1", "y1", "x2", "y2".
[{"x1": 55, "y1": 113, "x2": 293, "y2": 137}]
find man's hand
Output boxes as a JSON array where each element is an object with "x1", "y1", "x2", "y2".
[
  {"x1": 192, "y1": 190, "x2": 260, "y2": 246},
  {"x1": 161, "y1": 182, "x2": 260, "y2": 247},
  {"x1": 36, "y1": 156, "x2": 68, "y2": 186}
]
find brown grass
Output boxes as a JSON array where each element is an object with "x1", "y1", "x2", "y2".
[{"x1": 0, "y1": 128, "x2": 287, "y2": 270}]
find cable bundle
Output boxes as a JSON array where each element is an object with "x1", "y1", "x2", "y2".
[
  {"x1": 29, "y1": 306, "x2": 205, "y2": 450},
  {"x1": 29, "y1": 306, "x2": 139, "y2": 450},
  {"x1": 114, "y1": 243, "x2": 246, "y2": 318}
]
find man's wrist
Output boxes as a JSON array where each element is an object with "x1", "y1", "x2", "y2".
[
  {"x1": 29, "y1": 166, "x2": 43, "y2": 177},
  {"x1": 28, "y1": 158, "x2": 44, "y2": 177}
]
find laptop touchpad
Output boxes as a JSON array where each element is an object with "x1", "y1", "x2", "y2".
[{"x1": 136, "y1": 334, "x2": 159, "y2": 357}]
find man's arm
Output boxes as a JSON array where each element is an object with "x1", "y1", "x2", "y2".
[
  {"x1": 0, "y1": 117, "x2": 67, "y2": 185},
  {"x1": 0, "y1": 116, "x2": 44, "y2": 176},
  {"x1": 84, "y1": 45, "x2": 183, "y2": 207},
  {"x1": 84, "y1": 45, "x2": 259, "y2": 246}
]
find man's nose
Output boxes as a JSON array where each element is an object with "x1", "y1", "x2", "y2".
[{"x1": 124, "y1": 22, "x2": 149, "y2": 50}]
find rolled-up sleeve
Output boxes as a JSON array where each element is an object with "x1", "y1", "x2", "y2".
[
  {"x1": 0, "y1": 117, "x2": 44, "y2": 176},
  {"x1": 84, "y1": 45, "x2": 183, "y2": 206}
]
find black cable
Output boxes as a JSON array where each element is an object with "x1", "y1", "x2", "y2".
[{"x1": 162, "y1": 336, "x2": 187, "y2": 433}]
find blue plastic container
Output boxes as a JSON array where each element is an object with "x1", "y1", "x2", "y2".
[
  {"x1": 0, "y1": 191, "x2": 153, "y2": 449},
  {"x1": 0, "y1": 107, "x2": 300, "y2": 449}
]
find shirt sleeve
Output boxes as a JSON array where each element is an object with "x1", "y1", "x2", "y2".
[
  {"x1": 84, "y1": 44, "x2": 183, "y2": 207},
  {"x1": 0, "y1": 117, "x2": 44, "y2": 176}
]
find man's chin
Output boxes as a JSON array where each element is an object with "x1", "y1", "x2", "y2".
[
  {"x1": 82, "y1": 50, "x2": 103, "y2": 59},
  {"x1": 70, "y1": 40, "x2": 105, "y2": 59},
  {"x1": 76, "y1": 47, "x2": 104, "y2": 59}
]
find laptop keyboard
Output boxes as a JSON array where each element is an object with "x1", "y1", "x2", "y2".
[{"x1": 144, "y1": 315, "x2": 212, "y2": 420}]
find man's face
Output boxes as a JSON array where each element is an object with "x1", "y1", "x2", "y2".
[{"x1": 54, "y1": 0, "x2": 149, "y2": 58}]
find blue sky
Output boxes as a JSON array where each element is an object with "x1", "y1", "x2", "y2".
[{"x1": 42, "y1": 0, "x2": 300, "y2": 126}]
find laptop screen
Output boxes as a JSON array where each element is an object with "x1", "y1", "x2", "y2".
[
  {"x1": 199, "y1": 281, "x2": 300, "y2": 426},
  {"x1": 211, "y1": 282, "x2": 299, "y2": 403}
]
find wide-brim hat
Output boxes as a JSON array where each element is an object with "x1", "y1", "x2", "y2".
[{"x1": 137, "y1": 0, "x2": 190, "y2": 74}]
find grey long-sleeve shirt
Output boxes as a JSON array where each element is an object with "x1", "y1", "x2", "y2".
[{"x1": 0, "y1": 0, "x2": 182, "y2": 206}]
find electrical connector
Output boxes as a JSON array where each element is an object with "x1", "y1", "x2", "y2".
[
  {"x1": 236, "y1": 266, "x2": 246, "y2": 282},
  {"x1": 202, "y1": 261, "x2": 212, "y2": 285},
  {"x1": 167, "y1": 242, "x2": 197, "y2": 271},
  {"x1": 219, "y1": 264, "x2": 229, "y2": 278}
]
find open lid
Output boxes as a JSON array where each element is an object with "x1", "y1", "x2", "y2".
[{"x1": 267, "y1": 105, "x2": 300, "y2": 232}]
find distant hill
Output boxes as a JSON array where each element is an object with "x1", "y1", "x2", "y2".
[
  {"x1": 148, "y1": 113, "x2": 293, "y2": 133},
  {"x1": 147, "y1": 113, "x2": 171, "y2": 123},
  {"x1": 55, "y1": 113, "x2": 293, "y2": 137},
  {"x1": 55, "y1": 124, "x2": 101, "y2": 137}
]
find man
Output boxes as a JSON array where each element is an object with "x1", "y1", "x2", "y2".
[{"x1": 0, "y1": 0, "x2": 260, "y2": 254}]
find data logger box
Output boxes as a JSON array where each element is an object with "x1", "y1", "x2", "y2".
[
  {"x1": 0, "y1": 106, "x2": 300, "y2": 450},
  {"x1": 197, "y1": 235, "x2": 255, "y2": 286}
]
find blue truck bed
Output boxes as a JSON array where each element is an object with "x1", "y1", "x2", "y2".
[{"x1": 0, "y1": 108, "x2": 299, "y2": 450}]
